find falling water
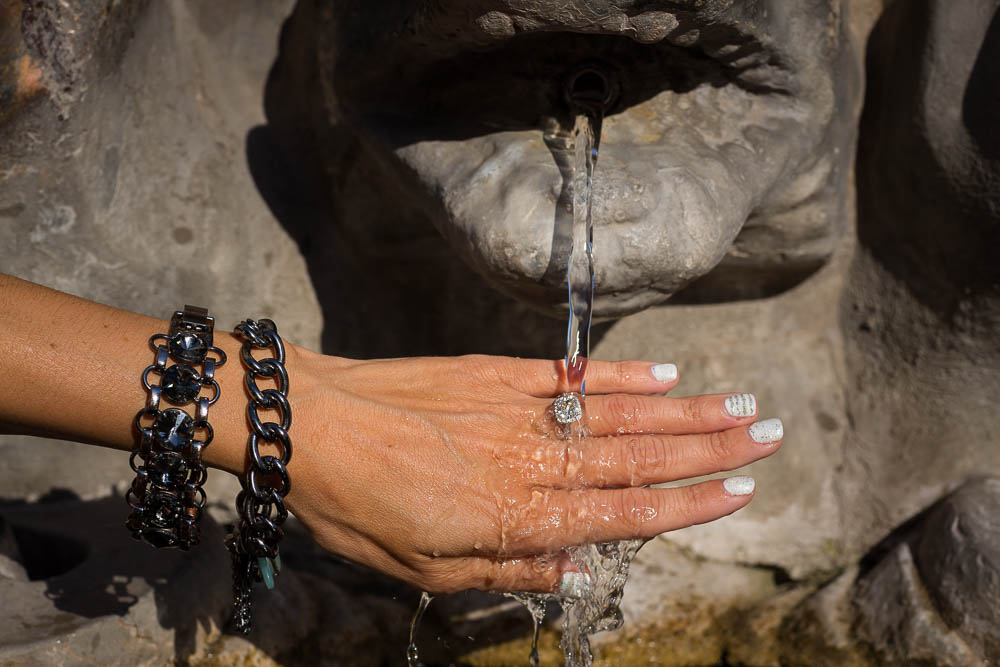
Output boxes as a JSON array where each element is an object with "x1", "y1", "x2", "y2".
[
  {"x1": 406, "y1": 591, "x2": 433, "y2": 667},
  {"x1": 550, "y1": 69, "x2": 645, "y2": 667},
  {"x1": 405, "y1": 66, "x2": 642, "y2": 667},
  {"x1": 563, "y1": 99, "x2": 599, "y2": 396},
  {"x1": 506, "y1": 591, "x2": 548, "y2": 667}
]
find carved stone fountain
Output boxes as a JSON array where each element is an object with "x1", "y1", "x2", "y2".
[{"x1": 1, "y1": 0, "x2": 997, "y2": 664}]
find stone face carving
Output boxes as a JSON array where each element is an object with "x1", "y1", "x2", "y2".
[
  {"x1": 269, "y1": 0, "x2": 860, "y2": 318},
  {"x1": 1, "y1": 0, "x2": 999, "y2": 664}
]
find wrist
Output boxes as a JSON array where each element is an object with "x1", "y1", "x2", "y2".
[{"x1": 201, "y1": 331, "x2": 327, "y2": 480}]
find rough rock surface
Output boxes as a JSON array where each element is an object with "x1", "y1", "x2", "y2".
[
  {"x1": 777, "y1": 567, "x2": 871, "y2": 667},
  {"x1": 839, "y1": 0, "x2": 1000, "y2": 564},
  {"x1": 855, "y1": 543, "x2": 983, "y2": 666},
  {"x1": 0, "y1": 498, "x2": 232, "y2": 666},
  {"x1": 913, "y1": 478, "x2": 1000, "y2": 663},
  {"x1": 0, "y1": 498, "x2": 412, "y2": 666}
]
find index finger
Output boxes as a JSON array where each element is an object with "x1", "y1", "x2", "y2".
[{"x1": 499, "y1": 358, "x2": 679, "y2": 397}]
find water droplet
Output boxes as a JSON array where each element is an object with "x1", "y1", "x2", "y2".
[{"x1": 406, "y1": 592, "x2": 433, "y2": 667}]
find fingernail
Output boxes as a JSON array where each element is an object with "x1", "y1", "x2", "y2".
[
  {"x1": 723, "y1": 475, "x2": 756, "y2": 496},
  {"x1": 749, "y1": 418, "x2": 783, "y2": 444},
  {"x1": 559, "y1": 571, "x2": 592, "y2": 599},
  {"x1": 651, "y1": 363, "x2": 678, "y2": 382},
  {"x1": 725, "y1": 393, "x2": 757, "y2": 417}
]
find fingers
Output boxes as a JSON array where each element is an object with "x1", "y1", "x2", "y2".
[
  {"x1": 498, "y1": 358, "x2": 679, "y2": 397},
  {"x1": 498, "y1": 478, "x2": 756, "y2": 556},
  {"x1": 405, "y1": 473, "x2": 761, "y2": 593},
  {"x1": 583, "y1": 392, "x2": 759, "y2": 437},
  {"x1": 496, "y1": 418, "x2": 783, "y2": 489},
  {"x1": 575, "y1": 418, "x2": 784, "y2": 488}
]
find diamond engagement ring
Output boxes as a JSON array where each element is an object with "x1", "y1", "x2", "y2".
[{"x1": 553, "y1": 393, "x2": 583, "y2": 424}]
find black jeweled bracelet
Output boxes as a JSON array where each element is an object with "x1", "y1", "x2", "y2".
[
  {"x1": 226, "y1": 317, "x2": 294, "y2": 634},
  {"x1": 126, "y1": 306, "x2": 226, "y2": 550}
]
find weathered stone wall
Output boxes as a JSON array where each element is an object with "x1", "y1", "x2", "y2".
[
  {"x1": 0, "y1": 0, "x2": 317, "y2": 502},
  {"x1": 1, "y1": 0, "x2": 998, "y2": 664}
]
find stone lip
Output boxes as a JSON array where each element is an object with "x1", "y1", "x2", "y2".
[
  {"x1": 855, "y1": 542, "x2": 983, "y2": 666},
  {"x1": 313, "y1": 0, "x2": 856, "y2": 318}
]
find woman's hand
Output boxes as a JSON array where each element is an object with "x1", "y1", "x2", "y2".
[
  {"x1": 0, "y1": 274, "x2": 783, "y2": 597},
  {"x1": 284, "y1": 351, "x2": 784, "y2": 595}
]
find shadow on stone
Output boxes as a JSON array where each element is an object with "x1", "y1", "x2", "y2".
[
  {"x1": 857, "y1": 0, "x2": 1000, "y2": 315},
  {"x1": 0, "y1": 491, "x2": 561, "y2": 665},
  {"x1": 13, "y1": 525, "x2": 89, "y2": 582},
  {"x1": 963, "y1": 7, "x2": 1000, "y2": 160},
  {"x1": 0, "y1": 495, "x2": 230, "y2": 664}
]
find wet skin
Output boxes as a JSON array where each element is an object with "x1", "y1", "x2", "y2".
[{"x1": 279, "y1": 351, "x2": 784, "y2": 594}]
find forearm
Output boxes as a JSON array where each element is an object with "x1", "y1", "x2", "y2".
[
  {"x1": 0, "y1": 275, "x2": 783, "y2": 600},
  {"x1": 0, "y1": 273, "x2": 285, "y2": 476}
]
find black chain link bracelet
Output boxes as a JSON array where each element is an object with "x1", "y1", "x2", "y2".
[
  {"x1": 226, "y1": 318, "x2": 294, "y2": 634},
  {"x1": 126, "y1": 306, "x2": 226, "y2": 550}
]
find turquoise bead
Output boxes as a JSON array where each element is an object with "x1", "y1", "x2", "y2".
[{"x1": 257, "y1": 556, "x2": 276, "y2": 590}]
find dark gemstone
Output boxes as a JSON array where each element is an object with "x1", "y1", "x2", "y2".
[
  {"x1": 153, "y1": 409, "x2": 195, "y2": 450},
  {"x1": 147, "y1": 491, "x2": 181, "y2": 527},
  {"x1": 162, "y1": 364, "x2": 201, "y2": 404},
  {"x1": 147, "y1": 451, "x2": 189, "y2": 488},
  {"x1": 169, "y1": 331, "x2": 207, "y2": 363}
]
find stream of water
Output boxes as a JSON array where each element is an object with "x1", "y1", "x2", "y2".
[
  {"x1": 408, "y1": 71, "x2": 641, "y2": 667},
  {"x1": 406, "y1": 591, "x2": 433, "y2": 666},
  {"x1": 562, "y1": 101, "x2": 599, "y2": 397},
  {"x1": 547, "y1": 94, "x2": 645, "y2": 667}
]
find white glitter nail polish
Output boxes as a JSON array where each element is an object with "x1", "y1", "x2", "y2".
[
  {"x1": 559, "y1": 571, "x2": 592, "y2": 599},
  {"x1": 749, "y1": 418, "x2": 784, "y2": 443},
  {"x1": 723, "y1": 476, "x2": 756, "y2": 496},
  {"x1": 725, "y1": 393, "x2": 757, "y2": 417},
  {"x1": 651, "y1": 363, "x2": 678, "y2": 382}
]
